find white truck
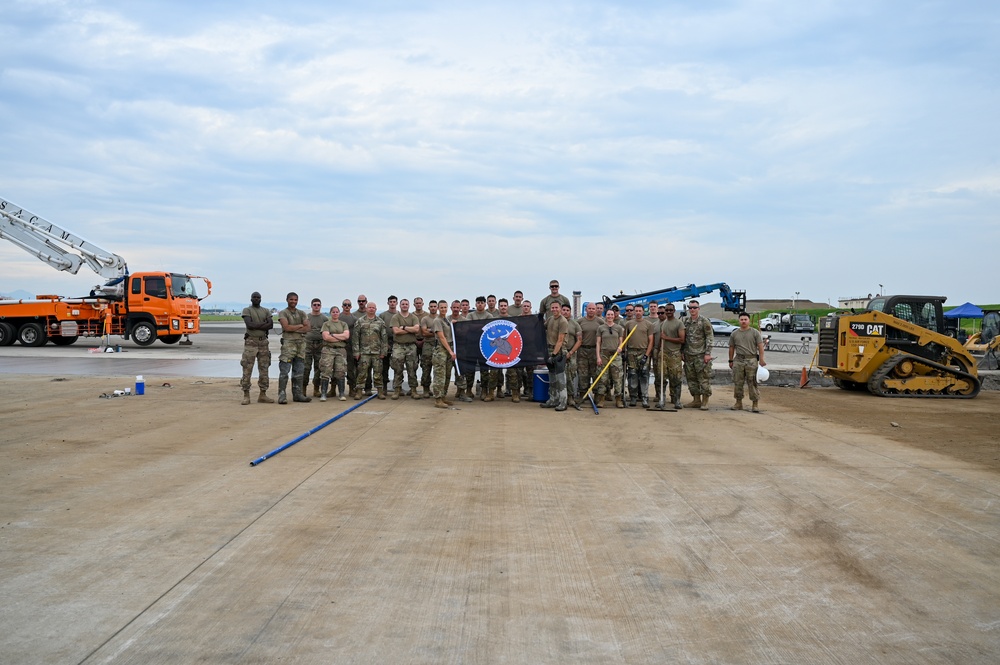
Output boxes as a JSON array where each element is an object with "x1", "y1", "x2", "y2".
[{"x1": 759, "y1": 312, "x2": 815, "y2": 333}]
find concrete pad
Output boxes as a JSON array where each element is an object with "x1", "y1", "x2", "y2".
[{"x1": 1, "y1": 375, "x2": 997, "y2": 664}]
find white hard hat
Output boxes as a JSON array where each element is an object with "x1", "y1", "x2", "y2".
[{"x1": 756, "y1": 365, "x2": 770, "y2": 382}]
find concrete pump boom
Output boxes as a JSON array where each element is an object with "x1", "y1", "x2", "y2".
[{"x1": 0, "y1": 197, "x2": 128, "y2": 297}]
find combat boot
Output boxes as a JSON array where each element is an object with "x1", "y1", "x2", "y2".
[
  {"x1": 511, "y1": 392, "x2": 520, "y2": 403},
  {"x1": 292, "y1": 385, "x2": 312, "y2": 403},
  {"x1": 312, "y1": 384, "x2": 321, "y2": 398},
  {"x1": 435, "y1": 398, "x2": 448, "y2": 409},
  {"x1": 338, "y1": 379, "x2": 347, "y2": 401},
  {"x1": 376, "y1": 388, "x2": 386, "y2": 400},
  {"x1": 241, "y1": 390, "x2": 251, "y2": 406},
  {"x1": 615, "y1": 396, "x2": 625, "y2": 408},
  {"x1": 391, "y1": 388, "x2": 400, "y2": 400},
  {"x1": 411, "y1": 389, "x2": 421, "y2": 400},
  {"x1": 353, "y1": 387, "x2": 362, "y2": 400},
  {"x1": 258, "y1": 390, "x2": 274, "y2": 404},
  {"x1": 699, "y1": 395, "x2": 710, "y2": 411},
  {"x1": 483, "y1": 392, "x2": 494, "y2": 402},
  {"x1": 731, "y1": 399, "x2": 743, "y2": 411},
  {"x1": 320, "y1": 379, "x2": 329, "y2": 402},
  {"x1": 641, "y1": 397, "x2": 649, "y2": 409},
  {"x1": 751, "y1": 401, "x2": 759, "y2": 413},
  {"x1": 686, "y1": 395, "x2": 701, "y2": 409},
  {"x1": 278, "y1": 377, "x2": 288, "y2": 405},
  {"x1": 596, "y1": 395, "x2": 605, "y2": 408}
]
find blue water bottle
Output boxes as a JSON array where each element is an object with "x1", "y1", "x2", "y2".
[{"x1": 135, "y1": 375, "x2": 145, "y2": 396}]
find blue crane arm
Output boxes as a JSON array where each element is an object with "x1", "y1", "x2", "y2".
[{"x1": 598, "y1": 283, "x2": 746, "y2": 314}]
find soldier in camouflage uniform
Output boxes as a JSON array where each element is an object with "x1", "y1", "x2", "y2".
[
  {"x1": 240, "y1": 291, "x2": 274, "y2": 405},
  {"x1": 683, "y1": 299, "x2": 714, "y2": 410},
  {"x1": 464, "y1": 296, "x2": 493, "y2": 402},
  {"x1": 728, "y1": 312, "x2": 766, "y2": 412},
  {"x1": 379, "y1": 296, "x2": 398, "y2": 393},
  {"x1": 561, "y1": 304, "x2": 582, "y2": 407},
  {"x1": 655, "y1": 304, "x2": 685, "y2": 410},
  {"x1": 488, "y1": 299, "x2": 512, "y2": 400},
  {"x1": 596, "y1": 310, "x2": 625, "y2": 408},
  {"x1": 576, "y1": 302, "x2": 601, "y2": 405},
  {"x1": 624, "y1": 305, "x2": 655, "y2": 407},
  {"x1": 319, "y1": 305, "x2": 350, "y2": 401},
  {"x1": 540, "y1": 302, "x2": 569, "y2": 411},
  {"x1": 302, "y1": 298, "x2": 329, "y2": 398},
  {"x1": 418, "y1": 300, "x2": 439, "y2": 398},
  {"x1": 431, "y1": 301, "x2": 462, "y2": 408},
  {"x1": 390, "y1": 298, "x2": 421, "y2": 399},
  {"x1": 539, "y1": 279, "x2": 570, "y2": 321},
  {"x1": 339, "y1": 298, "x2": 358, "y2": 394},
  {"x1": 353, "y1": 301, "x2": 388, "y2": 400},
  {"x1": 278, "y1": 292, "x2": 312, "y2": 404}
]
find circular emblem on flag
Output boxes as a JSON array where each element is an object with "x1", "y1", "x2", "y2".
[{"x1": 480, "y1": 319, "x2": 523, "y2": 368}]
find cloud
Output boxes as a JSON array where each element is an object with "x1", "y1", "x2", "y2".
[{"x1": 1, "y1": 1, "x2": 998, "y2": 308}]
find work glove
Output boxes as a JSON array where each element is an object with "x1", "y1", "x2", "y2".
[{"x1": 639, "y1": 354, "x2": 648, "y2": 369}]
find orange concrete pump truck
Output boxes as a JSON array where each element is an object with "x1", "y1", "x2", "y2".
[{"x1": 0, "y1": 196, "x2": 211, "y2": 347}]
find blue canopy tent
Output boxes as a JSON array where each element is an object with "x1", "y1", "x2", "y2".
[
  {"x1": 944, "y1": 302, "x2": 984, "y2": 319},
  {"x1": 944, "y1": 301, "x2": 984, "y2": 338}
]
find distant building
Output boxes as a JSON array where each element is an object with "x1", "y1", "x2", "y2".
[{"x1": 838, "y1": 295, "x2": 873, "y2": 309}]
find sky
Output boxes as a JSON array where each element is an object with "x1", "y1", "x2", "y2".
[{"x1": 2, "y1": 0, "x2": 998, "y2": 310}]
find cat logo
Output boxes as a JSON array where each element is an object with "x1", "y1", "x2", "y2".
[{"x1": 849, "y1": 322, "x2": 886, "y2": 337}]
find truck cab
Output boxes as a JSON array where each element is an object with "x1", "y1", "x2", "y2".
[{"x1": 125, "y1": 272, "x2": 204, "y2": 345}]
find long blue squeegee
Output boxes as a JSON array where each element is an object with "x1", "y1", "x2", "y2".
[{"x1": 250, "y1": 393, "x2": 378, "y2": 466}]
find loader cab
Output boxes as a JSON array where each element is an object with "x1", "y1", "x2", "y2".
[{"x1": 867, "y1": 295, "x2": 947, "y2": 334}]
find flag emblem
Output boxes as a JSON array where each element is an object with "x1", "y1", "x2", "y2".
[{"x1": 479, "y1": 319, "x2": 523, "y2": 368}]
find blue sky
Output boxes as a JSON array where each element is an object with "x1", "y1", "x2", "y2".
[{"x1": 2, "y1": 0, "x2": 997, "y2": 309}]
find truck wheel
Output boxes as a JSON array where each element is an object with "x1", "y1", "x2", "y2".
[
  {"x1": 131, "y1": 321, "x2": 157, "y2": 346},
  {"x1": 764, "y1": 323, "x2": 773, "y2": 331},
  {"x1": 0, "y1": 322, "x2": 15, "y2": 346},
  {"x1": 18, "y1": 322, "x2": 47, "y2": 347},
  {"x1": 160, "y1": 335, "x2": 182, "y2": 345},
  {"x1": 51, "y1": 336, "x2": 79, "y2": 346}
]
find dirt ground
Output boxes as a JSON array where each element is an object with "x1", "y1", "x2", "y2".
[
  {"x1": 2, "y1": 374, "x2": 998, "y2": 664},
  {"x1": 769, "y1": 385, "x2": 1000, "y2": 470}
]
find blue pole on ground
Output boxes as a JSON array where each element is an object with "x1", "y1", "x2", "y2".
[{"x1": 250, "y1": 393, "x2": 378, "y2": 466}]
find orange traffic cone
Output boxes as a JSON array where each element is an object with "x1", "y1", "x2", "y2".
[{"x1": 799, "y1": 367, "x2": 809, "y2": 388}]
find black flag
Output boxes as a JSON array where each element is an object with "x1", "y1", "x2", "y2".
[{"x1": 453, "y1": 315, "x2": 547, "y2": 376}]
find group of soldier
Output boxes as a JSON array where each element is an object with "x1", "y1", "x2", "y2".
[{"x1": 239, "y1": 280, "x2": 767, "y2": 412}]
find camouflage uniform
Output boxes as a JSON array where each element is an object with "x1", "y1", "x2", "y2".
[
  {"x1": 543, "y1": 314, "x2": 569, "y2": 409},
  {"x1": 379, "y1": 309, "x2": 397, "y2": 392},
  {"x1": 650, "y1": 318, "x2": 662, "y2": 403},
  {"x1": 539, "y1": 293, "x2": 570, "y2": 319},
  {"x1": 596, "y1": 321, "x2": 625, "y2": 401},
  {"x1": 729, "y1": 327, "x2": 763, "y2": 404},
  {"x1": 658, "y1": 317, "x2": 685, "y2": 407},
  {"x1": 319, "y1": 319, "x2": 349, "y2": 398},
  {"x1": 390, "y1": 311, "x2": 420, "y2": 397},
  {"x1": 303, "y1": 311, "x2": 329, "y2": 396},
  {"x1": 564, "y1": 316, "x2": 582, "y2": 404},
  {"x1": 340, "y1": 311, "x2": 358, "y2": 392},
  {"x1": 352, "y1": 315, "x2": 388, "y2": 398},
  {"x1": 683, "y1": 315, "x2": 714, "y2": 399},
  {"x1": 576, "y1": 315, "x2": 602, "y2": 399},
  {"x1": 431, "y1": 317, "x2": 456, "y2": 400},
  {"x1": 624, "y1": 317, "x2": 654, "y2": 406},
  {"x1": 240, "y1": 305, "x2": 272, "y2": 393},
  {"x1": 419, "y1": 313, "x2": 437, "y2": 397},
  {"x1": 278, "y1": 306, "x2": 309, "y2": 401}
]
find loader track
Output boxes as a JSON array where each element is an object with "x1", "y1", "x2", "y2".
[{"x1": 867, "y1": 353, "x2": 981, "y2": 399}]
